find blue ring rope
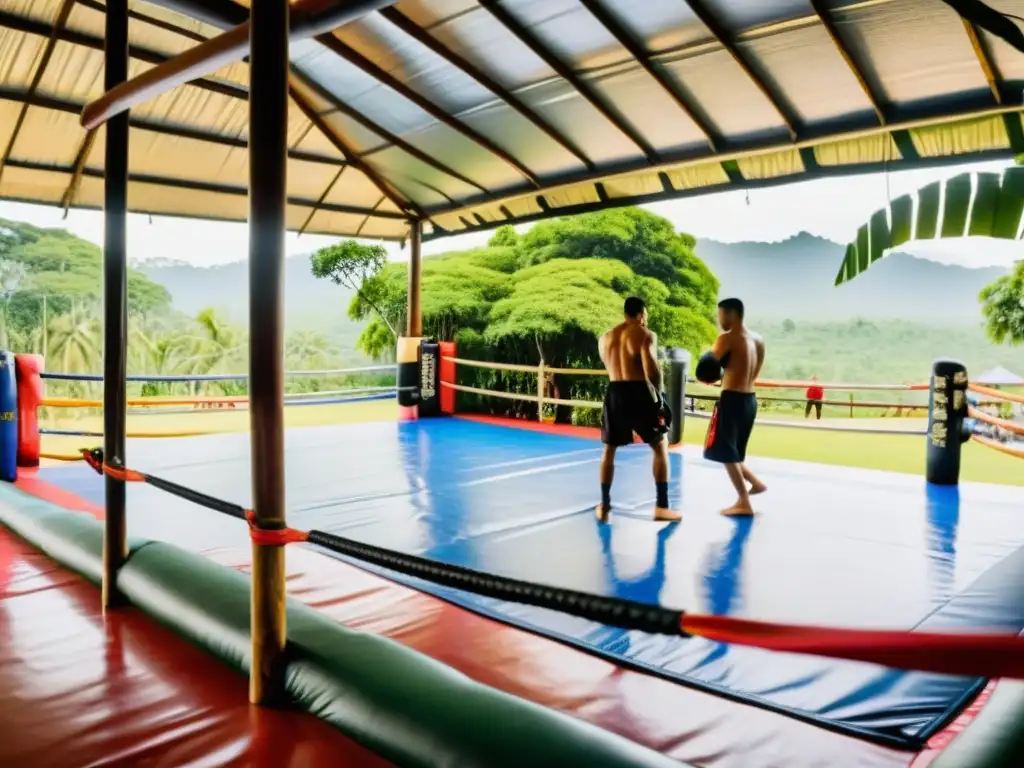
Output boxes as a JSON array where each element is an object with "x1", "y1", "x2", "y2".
[
  {"x1": 41, "y1": 392, "x2": 397, "y2": 435},
  {"x1": 41, "y1": 365, "x2": 397, "y2": 383}
]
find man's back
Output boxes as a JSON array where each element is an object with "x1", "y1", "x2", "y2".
[
  {"x1": 600, "y1": 322, "x2": 651, "y2": 382},
  {"x1": 721, "y1": 329, "x2": 764, "y2": 393}
]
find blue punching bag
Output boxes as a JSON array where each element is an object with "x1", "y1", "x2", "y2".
[{"x1": 0, "y1": 351, "x2": 17, "y2": 482}]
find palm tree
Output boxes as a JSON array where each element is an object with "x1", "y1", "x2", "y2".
[
  {"x1": 0, "y1": 259, "x2": 26, "y2": 347},
  {"x1": 47, "y1": 303, "x2": 101, "y2": 398},
  {"x1": 177, "y1": 308, "x2": 246, "y2": 395}
]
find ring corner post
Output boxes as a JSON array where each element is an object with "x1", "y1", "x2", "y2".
[
  {"x1": 248, "y1": 0, "x2": 290, "y2": 706},
  {"x1": 926, "y1": 359, "x2": 969, "y2": 486},
  {"x1": 102, "y1": 0, "x2": 130, "y2": 611},
  {"x1": 397, "y1": 218, "x2": 424, "y2": 421},
  {"x1": 667, "y1": 348, "x2": 690, "y2": 446}
]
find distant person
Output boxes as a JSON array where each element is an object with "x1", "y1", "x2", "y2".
[
  {"x1": 805, "y1": 374, "x2": 824, "y2": 420},
  {"x1": 698, "y1": 298, "x2": 767, "y2": 516},
  {"x1": 596, "y1": 297, "x2": 679, "y2": 524}
]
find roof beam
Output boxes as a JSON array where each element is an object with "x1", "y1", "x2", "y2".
[
  {"x1": 5, "y1": 158, "x2": 405, "y2": 218},
  {"x1": 0, "y1": 0, "x2": 77, "y2": 187},
  {"x1": 60, "y1": 128, "x2": 99, "y2": 214},
  {"x1": 0, "y1": 9, "x2": 249, "y2": 103},
  {"x1": 290, "y1": 67, "x2": 489, "y2": 193},
  {"x1": 478, "y1": 0, "x2": 658, "y2": 160},
  {"x1": 962, "y1": 19, "x2": 1002, "y2": 104},
  {"x1": 287, "y1": 76, "x2": 421, "y2": 218},
  {"x1": 0, "y1": 87, "x2": 341, "y2": 165},
  {"x1": 578, "y1": 0, "x2": 718, "y2": 152},
  {"x1": 808, "y1": 0, "x2": 886, "y2": 124},
  {"x1": 298, "y1": 166, "x2": 346, "y2": 236},
  {"x1": 378, "y1": 6, "x2": 596, "y2": 170},
  {"x1": 682, "y1": 0, "x2": 800, "y2": 140},
  {"x1": 313, "y1": 33, "x2": 541, "y2": 186}
]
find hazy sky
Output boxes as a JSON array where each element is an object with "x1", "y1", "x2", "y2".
[{"x1": 1, "y1": 158, "x2": 1021, "y2": 269}]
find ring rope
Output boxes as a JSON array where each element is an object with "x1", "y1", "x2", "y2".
[
  {"x1": 39, "y1": 365, "x2": 397, "y2": 383},
  {"x1": 969, "y1": 382, "x2": 1024, "y2": 405},
  {"x1": 968, "y1": 406, "x2": 1024, "y2": 436},
  {"x1": 970, "y1": 434, "x2": 1024, "y2": 459},
  {"x1": 442, "y1": 355, "x2": 926, "y2": 392},
  {"x1": 41, "y1": 389, "x2": 403, "y2": 409},
  {"x1": 684, "y1": 409, "x2": 927, "y2": 435},
  {"x1": 75, "y1": 447, "x2": 1024, "y2": 680},
  {"x1": 446, "y1": 381, "x2": 928, "y2": 435}
]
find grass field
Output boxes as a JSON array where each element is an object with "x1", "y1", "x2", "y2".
[{"x1": 40, "y1": 400, "x2": 1023, "y2": 487}]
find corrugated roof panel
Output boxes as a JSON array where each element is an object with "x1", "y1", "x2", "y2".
[
  {"x1": 587, "y1": 65, "x2": 713, "y2": 154},
  {"x1": 126, "y1": 130, "x2": 244, "y2": 186},
  {"x1": 705, "y1": 0, "x2": 813, "y2": 30},
  {"x1": 661, "y1": 48, "x2": 787, "y2": 138},
  {"x1": 495, "y1": 0, "x2": 631, "y2": 71},
  {"x1": 129, "y1": 179, "x2": 249, "y2": 219},
  {"x1": 0, "y1": 164, "x2": 68, "y2": 204},
  {"x1": 976, "y1": 0, "x2": 1024, "y2": 85},
  {"x1": 0, "y1": 99, "x2": 24, "y2": 151},
  {"x1": 836, "y1": 0, "x2": 988, "y2": 107},
  {"x1": 419, "y1": 3, "x2": 555, "y2": 89},
  {"x1": 321, "y1": 165, "x2": 401, "y2": 210},
  {"x1": 596, "y1": 0, "x2": 710, "y2": 52},
  {"x1": 454, "y1": 95, "x2": 588, "y2": 178},
  {"x1": 9, "y1": 106, "x2": 82, "y2": 165},
  {"x1": 346, "y1": 212, "x2": 409, "y2": 241},
  {"x1": 514, "y1": 77, "x2": 646, "y2": 166},
  {"x1": 741, "y1": 22, "x2": 874, "y2": 124},
  {"x1": 0, "y1": 28, "x2": 47, "y2": 86},
  {"x1": 339, "y1": 13, "x2": 496, "y2": 117}
]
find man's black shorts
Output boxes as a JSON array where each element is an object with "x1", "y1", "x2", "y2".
[
  {"x1": 602, "y1": 380, "x2": 663, "y2": 446},
  {"x1": 703, "y1": 390, "x2": 757, "y2": 463}
]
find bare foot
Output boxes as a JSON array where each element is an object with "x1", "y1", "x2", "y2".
[
  {"x1": 720, "y1": 501, "x2": 754, "y2": 517},
  {"x1": 654, "y1": 506, "x2": 682, "y2": 522},
  {"x1": 595, "y1": 504, "x2": 610, "y2": 524},
  {"x1": 749, "y1": 481, "x2": 768, "y2": 496}
]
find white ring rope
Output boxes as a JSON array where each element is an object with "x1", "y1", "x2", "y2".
[{"x1": 442, "y1": 356, "x2": 925, "y2": 392}]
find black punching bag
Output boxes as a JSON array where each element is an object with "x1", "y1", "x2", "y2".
[{"x1": 926, "y1": 359, "x2": 970, "y2": 486}]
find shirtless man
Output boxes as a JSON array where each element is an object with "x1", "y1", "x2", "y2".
[
  {"x1": 596, "y1": 297, "x2": 680, "y2": 523},
  {"x1": 702, "y1": 298, "x2": 767, "y2": 516}
]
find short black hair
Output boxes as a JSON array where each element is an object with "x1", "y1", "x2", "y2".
[
  {"x1": 624, "y1": 296, "x2": 646, "y2": 318},
  {"x1": 718, "y1": 297, "x2": 744, "y2": 319}
]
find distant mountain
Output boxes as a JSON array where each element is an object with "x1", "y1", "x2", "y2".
[
  {"x1": 695, "y1": 232, "x2": 1009, "y2": 321},
  {"x1": 135, "y1": 252, "x2": 355, "y2": 325}
]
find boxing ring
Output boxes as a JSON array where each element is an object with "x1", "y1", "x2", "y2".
[
  {"x1": 3, "y1": 0, "x2": 1024, "y2": 763},
  {"x1": 2, "y1": 352, "x2": 1023, "y2": 766}
]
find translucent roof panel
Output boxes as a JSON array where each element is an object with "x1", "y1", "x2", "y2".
[{"x1": 0, "y1": 0, "x2": 1021, "y2": 242}]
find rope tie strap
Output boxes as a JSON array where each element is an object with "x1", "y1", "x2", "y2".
[{"x1": 243, "y1": 511, "x2": 309, "y2": 546}]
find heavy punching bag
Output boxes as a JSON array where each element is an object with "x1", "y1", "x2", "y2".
[
  {"x1": 926, "y1": 359, "x2": 970, "y2": 486},
  {"x1": 0, "y1": 351, "x2": 18, "y2": 482}
]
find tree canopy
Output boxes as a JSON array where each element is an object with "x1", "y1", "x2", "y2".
[
  {"x1": 328, "y1": 207, "x2": 719, "y2": 422},
  {"x1": 0, "y1": 218, "x2": 172, "y2": 342},
  {"x1": 980, "y1": 259, "x2": 1024, "y2": 345}
]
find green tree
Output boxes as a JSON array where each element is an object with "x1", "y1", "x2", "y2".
[
  {"x1": 311, "y1": 240, "x2": 397, "y2": 337},
  {"x1": 980, "y1": 259, "x2": 1024, "y2": 345},
  {"x1": 518, "y1": 207, "x2": 718, "y2": 316}
]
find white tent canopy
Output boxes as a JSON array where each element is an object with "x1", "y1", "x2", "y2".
[{"x1": 974, "y1": 365, "x2": 1024, "y2": 386}]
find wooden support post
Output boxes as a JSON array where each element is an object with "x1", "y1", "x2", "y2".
[
  {"x1": 407, "y1": 219, "x2": 423, "y2": 337},
  {"x1": 537, "y1": 361, "x2": 545, "y2": 422},
  {"x1": 248, "y1": 0, "x2": 289, "y2": 706},
  {"x1": 102, "y1": 0, "x2": 129, "y2": 611}
]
